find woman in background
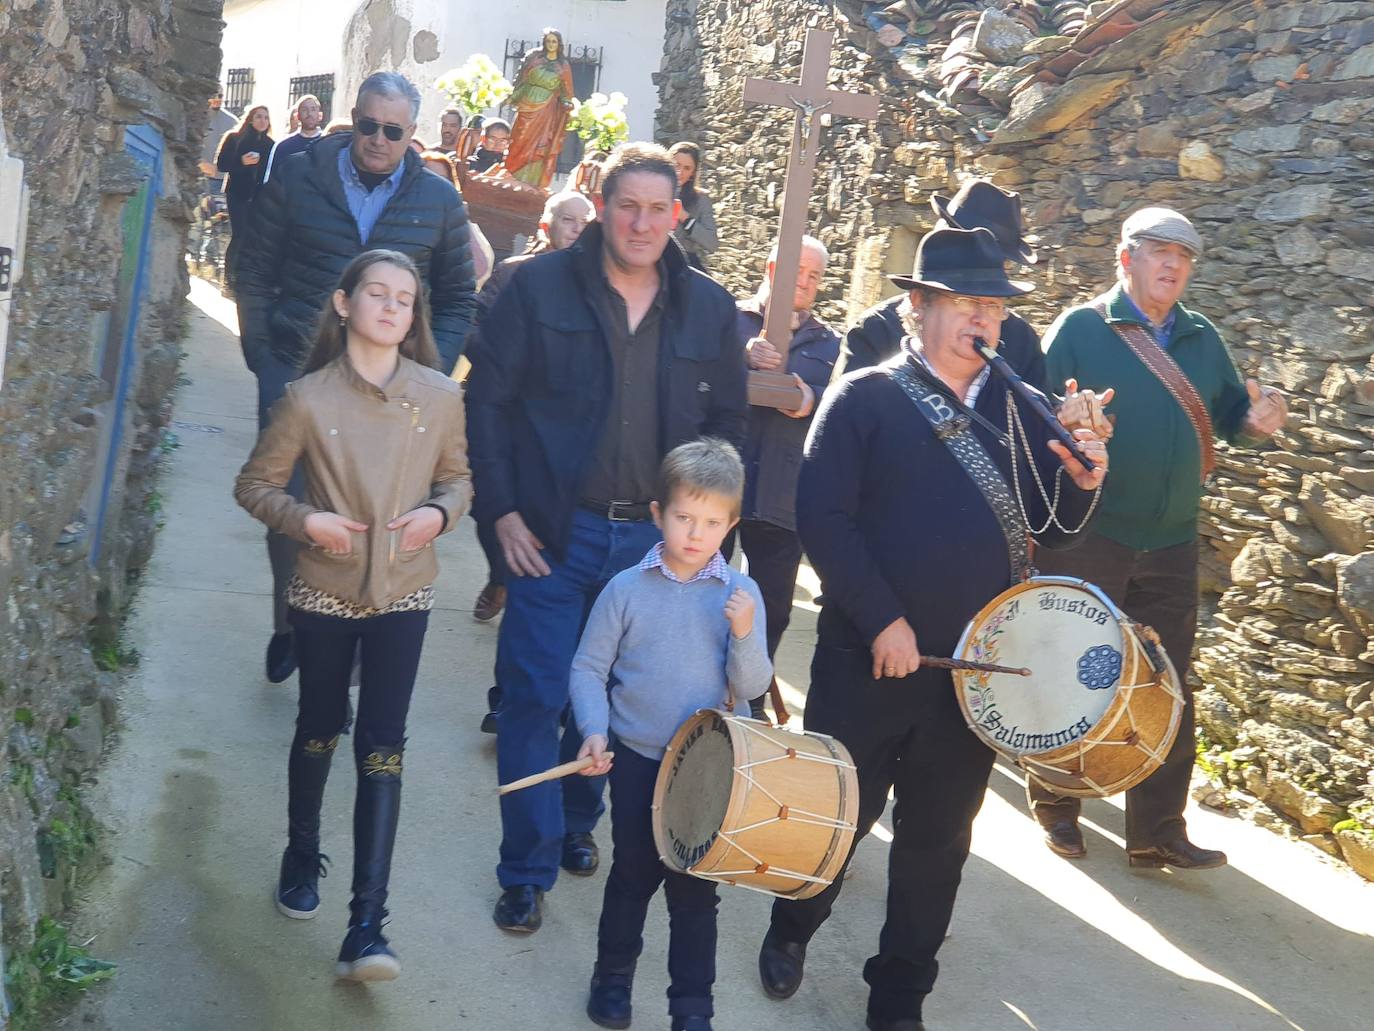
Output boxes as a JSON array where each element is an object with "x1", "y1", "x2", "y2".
[
  {"x1": 216, "y1": 104, "x2": 274, "y2": 289},
  {"x1": 669, "y1": 141, "x2": 719, "y2": 272}
]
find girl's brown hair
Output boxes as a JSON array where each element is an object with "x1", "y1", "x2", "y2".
[{"x1": 303, "y1": 250, "x2": 440, "y2": 374}]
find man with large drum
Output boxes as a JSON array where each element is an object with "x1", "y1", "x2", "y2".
[
  {"x1": 1027, "y1": 208, "x2": 1287, "y2": 868},
  {"x1": 756, "y1": 226, "x2": 1109, "y2": 1031}
]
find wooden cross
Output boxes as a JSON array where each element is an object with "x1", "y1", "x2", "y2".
[{"x1": 743, "y1": 29, "x2": 882, "y2": 365}]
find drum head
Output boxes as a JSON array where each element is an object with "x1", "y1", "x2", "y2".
[
  {"x1": 655, "y1": 712, "x2": 736, "y2": 872},
  {"x1": 956, "y1": 579, "x2": 1125, "y2": 756}
]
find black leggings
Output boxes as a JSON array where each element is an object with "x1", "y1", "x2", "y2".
[{"x1": 287, "y1": 607, "x2": 429, "y2": 758}]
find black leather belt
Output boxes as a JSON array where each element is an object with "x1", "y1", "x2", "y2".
[{"x1": 579, "y1": 499, "x2": 655, "y2": 522}]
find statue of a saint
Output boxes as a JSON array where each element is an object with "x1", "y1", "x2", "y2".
[{"x1": 503, "y1": 28, "x2": 576, "y2": 190}]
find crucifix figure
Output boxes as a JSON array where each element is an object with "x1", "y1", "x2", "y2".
[{"x1": 743, "y1": 29, "x2": 882, "y2": 405}]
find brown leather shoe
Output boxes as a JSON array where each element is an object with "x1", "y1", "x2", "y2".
[
  {"x1": 473, "y1": 582, "x2": 507, "y2": 623},
  {"x1": 1042, "y1": 820, "x2": 1087, "y2": 859},
  {"x1": 1128, "y1": 837, "x2": 1227, "y2": 870}
]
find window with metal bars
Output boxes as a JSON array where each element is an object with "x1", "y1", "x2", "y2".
[
  {"x1": 225, "y1": 68, "x2": 254, "y2": 116},
  {"x1": 288, "y1": 74, "x2": 336, "y2": 122},
  {"x1": 502, "y1": 39, "x2": 604, "y2": 175}
]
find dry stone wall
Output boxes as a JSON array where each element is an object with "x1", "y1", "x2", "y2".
[
  {"x1": 660, "y1": 0, "x2": 1374, "y2": 876},
  {"x1": 0, "y1": 0, "x2": 222, "y2": 960}
]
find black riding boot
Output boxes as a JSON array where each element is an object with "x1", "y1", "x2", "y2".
[
  {"x1": 337, "y1": 743, "x2": 403, "y2": 981},
  {"x1": 277, "y1": 731, "x2": 337, "y2": 919}
]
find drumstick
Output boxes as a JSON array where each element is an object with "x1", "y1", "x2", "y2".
[
  {"x1": 496, "y1": 753, "x2": 615, "y2": 796},
  {"x1": 921, "y1": 655, "x2": 1032, "y2": 677}
]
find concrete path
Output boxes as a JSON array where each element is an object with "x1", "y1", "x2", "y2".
[{"x1": 68, "y1": 279, "x2": 1374, "y2": 1031}]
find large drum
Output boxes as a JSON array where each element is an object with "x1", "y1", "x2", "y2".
[
  {"x1": 652, "y1": 710, "x2": 858, "y2": 900},
  {"x1": 953, "y1": 577, "x2": 1185, "y2": 798}
]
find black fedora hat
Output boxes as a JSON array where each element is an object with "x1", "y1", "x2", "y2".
[
  {"x1": 930, "y1": 180, "x2": 1038, "y2": 266},
  {"x1": 888, "y1": 227, "x2": 1033, "y2": 297}
]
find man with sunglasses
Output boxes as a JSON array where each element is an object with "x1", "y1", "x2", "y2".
[{"x1": 236, "y1": 71, "x2": 477, "y2": 686}]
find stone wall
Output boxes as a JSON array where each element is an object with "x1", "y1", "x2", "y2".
[
  {"x1": 660, "y1": 0, "x2": 1374, "y2": 876},
  {"x1": 0, "y1": 0, "x2": 222, "y2": 976}
]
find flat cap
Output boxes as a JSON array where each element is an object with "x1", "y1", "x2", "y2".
[{"x1": 1120, "y1": 207, "x2": 1203, "y2": 258}]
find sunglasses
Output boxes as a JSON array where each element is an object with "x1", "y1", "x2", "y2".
[{"x1": 356, "y1": 117, "x2": 406, "y2": 143}]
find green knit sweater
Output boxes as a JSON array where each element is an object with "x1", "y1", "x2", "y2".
[{"x1": 1042, "y1": 284, "x2": 1251, "y2": 552}]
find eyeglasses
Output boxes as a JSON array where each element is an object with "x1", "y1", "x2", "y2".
[
  {"x1": 947, "y1": 296, "x2": 1007, "y2": 319},
  {"x1": 356, "y1": 117, "x2": 406, "y2": 143}
]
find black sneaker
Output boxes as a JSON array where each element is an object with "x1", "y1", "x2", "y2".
[
  {"x1": 336, "y1": 919, "x2": 400, "y2": 981},
  {"x1": 561, "y1": 831, "x2": 599, "y2": 876},
  {"x1": 481, "y1": 685, "x2": 501, "y2": 735},
  {"x1": 275, "y1": 848, "x2": 328, "y2": 920},
  {"x1": 586, "y1": 973, "x2": 633, "y2": 1029}
]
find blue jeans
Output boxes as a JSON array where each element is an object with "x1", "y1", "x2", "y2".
[{"x1": 495, "y1": 509, "x2": 662, "y2": 890}]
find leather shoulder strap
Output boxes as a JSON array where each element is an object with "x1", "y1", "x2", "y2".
[
  {"x1": 1091, "y1": 298, "x2": 1214, "y2": 484},
  {"x1": 886, "y1": 359, "x2": 1029, "y2": 584}
]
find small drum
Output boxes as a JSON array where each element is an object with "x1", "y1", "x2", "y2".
[
  {"x1": 652, "y1": 710, "x2": 858, "y2": 900},
  {"x1": 953, "y1": 577, "x2": 1185, "y2": 798}
]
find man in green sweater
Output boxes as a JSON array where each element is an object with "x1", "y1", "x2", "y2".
[{"x1": 1031, "y1": 207, "x2": 1287, "y2": 870}]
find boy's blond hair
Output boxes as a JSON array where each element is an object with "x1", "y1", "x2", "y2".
[{"x1": 656, "y1": 438, "x2": 745, "y2": 518}]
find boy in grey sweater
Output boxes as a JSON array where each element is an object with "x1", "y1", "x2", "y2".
[{"x1": 571, "y1": 438, "x2": 772, "y2": 1031}]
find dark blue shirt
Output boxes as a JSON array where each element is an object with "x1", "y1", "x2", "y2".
[
  {"x1": 263, "y1": 131, "x2": 324, "y2": 183},
  {"x1": 1120, "y1": 290, "x2": 1177, "y2": 348}
]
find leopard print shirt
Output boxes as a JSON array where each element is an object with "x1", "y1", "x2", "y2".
[{"x1": 285, "y1": 575, "x2": 435, "y2": 620}]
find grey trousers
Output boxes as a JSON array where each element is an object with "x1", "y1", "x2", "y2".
[
  {"x1": 1026, "y1": 534, "x2": 1200, "y2": 849},
  {"x1": 253, "y1": 348, "x2": 304, "y2": 635}
]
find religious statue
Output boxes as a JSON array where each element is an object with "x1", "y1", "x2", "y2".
[{"x1": 503, "y1": 28, "x2": 576, "y2": 190}]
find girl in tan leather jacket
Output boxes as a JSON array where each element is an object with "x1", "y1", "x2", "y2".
[{"x1": 235, "y1": 249, "x2": 471, "y2": 982}]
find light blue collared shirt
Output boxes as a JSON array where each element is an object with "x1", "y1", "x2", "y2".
[{"x1": 337, "y1": 146, "x2": 406, "y2": 245}]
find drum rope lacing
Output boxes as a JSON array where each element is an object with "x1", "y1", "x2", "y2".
[
  {"x1": 1017, "y1": 623, "x2": 1183, "y2": 795},
  {"x1": 1006, "y1": 392, "x2": 1102, "y2": 536},
  {"x1": 687, "y1": 721, "x2": 857, "y2": 892}
]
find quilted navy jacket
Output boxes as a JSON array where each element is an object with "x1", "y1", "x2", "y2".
[{"x1": 236, "y1": 133, "x2": 477, "y2": 374}]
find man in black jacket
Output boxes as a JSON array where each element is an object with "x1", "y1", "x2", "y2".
[
  {"x1": 237, "y1": 71, "x2": 477, "y2": 683},
  {"x1": 465, "y1": 142, "x2": 747, "y2": 935},
  {"x1": 840, "y1": 180, "x2": 1046, "y2": 392}
]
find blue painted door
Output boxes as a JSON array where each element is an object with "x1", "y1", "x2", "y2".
[{"x1": 91, "y1": 124, "x2": 163, "y2": 565}]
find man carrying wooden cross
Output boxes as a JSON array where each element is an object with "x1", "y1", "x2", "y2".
[{"x1": 732, "y1": 235, "x2": 841, "y2": 721}]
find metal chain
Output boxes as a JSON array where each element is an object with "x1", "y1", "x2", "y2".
[{"x1": 1006, "y1": 392, "x2": 1102, "y2": 535}]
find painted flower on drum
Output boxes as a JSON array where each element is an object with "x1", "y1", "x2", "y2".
[
  {"x1": 569, "y1": 91, "x2": 630, "y2": 153},
  {"x1": 964, "y1": 612, "x2": 1010, "y2": 717},
  {"x1": 434, "y1": 54, "x2": 513, "y2": 119}
]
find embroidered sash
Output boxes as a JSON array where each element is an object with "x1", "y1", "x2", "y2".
[{"x1": 887, "y1": 357, "x2": 1030, "y2": 584}]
